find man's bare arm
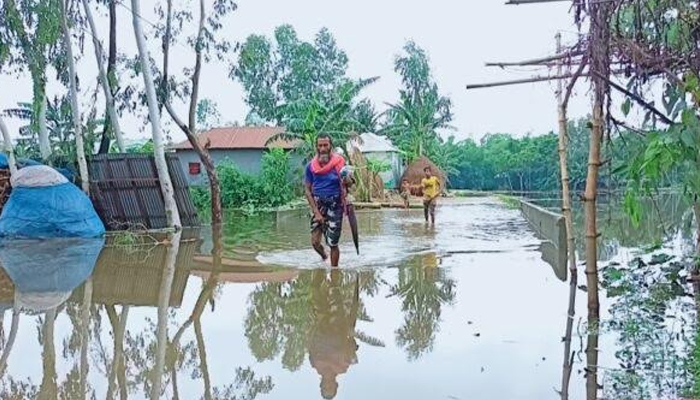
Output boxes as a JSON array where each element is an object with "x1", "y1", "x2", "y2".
[{"x1": 305, "y1": 182, "x2": 323, "y2": 222}]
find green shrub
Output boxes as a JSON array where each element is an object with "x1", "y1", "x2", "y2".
[
  {"x1": 260, "y1": 148, "x2": 294, "y2": 207},
  {"x1": 191, "y1": 151, "x2": 296, "y2": 212}
]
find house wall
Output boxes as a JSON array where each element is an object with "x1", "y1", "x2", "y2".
[
  {"x1": 364, "y1": 151, "x2": 403, "y2": 189},
  {"x1": 176, "y1": 149, "x2": 304, "y2": 186}
]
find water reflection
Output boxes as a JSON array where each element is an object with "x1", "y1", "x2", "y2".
[
  {"x1": 0, "y1": 197, "x2": 695, "y2": 399},
  {"x1": 244, "y1": 269, "x2": 380, "y2": 372},
  {"x1": 309, "y1": 270, "x2": 359, "y2": 399},
  {"x1": 0, "y1": 238, "x2": 103, "y2": 399},
  {"x1": 390, "y1": 253, "x2": 455, "y2": 360}
]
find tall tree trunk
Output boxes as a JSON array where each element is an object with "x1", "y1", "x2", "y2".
[
  {"x1": 40, "y1": 308, "x2": 58, "y2": 397},
  {"x1": 82, "y1": 0, "x2": 124, "y2": 153},
  {"x1": 37, "y1": 86, "x2": 50, "y2": 161},
  {"x1": 162, "y1": 0, "x2": 222, "y2": 226},
  {"x1": 79, "y1": 278, "x2": 93, "y2": 400},
  {"x1": 60, "y1": 0, "x2": 90, "y2": 194},
  {"x1": 0, "y1": 116, "x2": 18, "y2": 175},
  {"x1": 0, "y1": 311, "x2": 19, "y2": 376},
  {"x1": 106, "y1": 305, "x2": 129, "y2": 400},
  {"x1": 131, "y1": 0, "x2": 182, "y2": 229},
  {"x1": 151, "y1": 231, "x2": 181, "y2": 400},
  {"x1": 194, "y1": 319, "x2": 212, "y2": 400},
  {"x1": 160, "y1": 0, "x2": 173, "y2": 110},
  {"x1": 99, "y1": 0, "x2": 118, "y2": 155}
]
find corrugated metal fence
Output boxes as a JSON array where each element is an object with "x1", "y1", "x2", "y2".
[{"x1": 88, "y1": 154, "x2": 199, "y2": 230}]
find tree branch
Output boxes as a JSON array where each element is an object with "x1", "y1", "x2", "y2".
[
  {"x1": 189, "y1": 0, "x2": 205, "y2": 132},
  {"x1": 563, "y1": 56, "x2": 588, "y2": 109},
  {"x1": 591, "y1": 71, "x2": 674, "y2": 125}
]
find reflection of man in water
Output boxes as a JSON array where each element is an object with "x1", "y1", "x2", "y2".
[{"x1": 308, "y1": 269, "x2": 359, "y2": 399}]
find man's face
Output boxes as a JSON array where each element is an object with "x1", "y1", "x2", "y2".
[
  {"x1": 317, "y1": 138, "x2": 331, "y2": 163},
  {"x1": 425, "y1": 169, "x2": 432, "y2": 178}
]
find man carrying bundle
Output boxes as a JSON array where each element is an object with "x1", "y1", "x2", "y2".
[{"x1": 304, "y1": 133, "x2": 347, "y2": 267}]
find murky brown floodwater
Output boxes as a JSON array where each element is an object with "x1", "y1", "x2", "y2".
[{"x1": 0, "y1": 196, "x2": 693, "y2": 399}]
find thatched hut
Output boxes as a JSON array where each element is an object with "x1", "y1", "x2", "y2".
[{"x1": 400, "y1": 157, "x2": 446, "y2": 196}]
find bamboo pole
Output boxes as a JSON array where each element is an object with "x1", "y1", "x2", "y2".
[
  {"x1": 555, "y1": 32, "x2": 579, "y2": 400},
  {"x1": 485, "y1": 50, "x2": 584, "y2": 67},
  {"x1": 466, "y1": 73, "x2": 590, "y2": 90}
]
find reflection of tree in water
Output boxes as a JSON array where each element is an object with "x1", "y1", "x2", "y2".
[
  {"x1": 244, "y1": 269, "x2": 383, "y2": 373},
  {"x1": 389, "y1": 253, "x2": 455, "y2": 360},
  {"x1": 600, "y1": 254, "x2": 695, "y2": 399},
  {"x1": 0, "y1": 230, "x2": 273, "y2": 400},
  {"x1": 122, "y1": 229, "x2": 274, "y2": 400}
]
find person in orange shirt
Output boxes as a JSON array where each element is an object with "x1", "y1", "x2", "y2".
[{"x1": 421, "y1": 167, "x2": 441, "y2": 225}]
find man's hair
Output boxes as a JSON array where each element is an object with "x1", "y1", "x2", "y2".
[
  {"x1": 317, "y1": 133, "x2": 333, "y2": 146},
  {"x1": 424, "y1": 166, "x2": 431, "y2": 172}
]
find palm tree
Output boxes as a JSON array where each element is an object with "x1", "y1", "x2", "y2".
[
  {"x1": 382, "y1": 84, "x2": 454, "y2": 164},
  {"x1": 266, "y1": 78, "x2": 377, "y2": 160}
]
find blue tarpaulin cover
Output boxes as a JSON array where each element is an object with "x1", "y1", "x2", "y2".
[{"x1": 0, "y1": 183, "x2": 105, "y2": 238}]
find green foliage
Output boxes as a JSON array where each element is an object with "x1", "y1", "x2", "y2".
[
  {"x1": 622, "y1": 111, "x2": 699, "y2": 226},
  {"x1": 192, "y1": 150, "x2": 296, "y2": 212},
  {"x1": 366, "y1": 159, "x2": 390, "y2": 175},
  {"x1": 600, "y1": 254, "x2": 695, "y2": 399},
  {"x1": 269, "y1": 78, "x2": 377, "y2": 159},
  {"x1": 496, "y1": 194, "x2": 520, "y2": 209},
  {"x1": 383, "y1": 41, "x2": 453, "y2": 166},
  {"x1": 195, "y1": 98, "x2": 222, "y2": 132},
  {"x1": 235, "y1": 25, "x2": 375, "y2": 161},
  {"x1": 259, "y1": 148, "x2": 294, "y2": 207},
  {"x1": 234, "y1": 25, "x2": 355, "y2": 123},
  {"x1": 125, "y1": 140, "x2": 154, "y2": 154},
  {"x1": 3, "y1": 98, "x2": 102, "y2": 163}
]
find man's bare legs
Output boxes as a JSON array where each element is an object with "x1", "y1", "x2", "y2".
[
  {"x1": 312, "y1": 228, "x2": 327, "y2": 261},
  {"x1": 330, "y1": 246, "x2": 340, "y2": 267},
  {"x1": 312, "y1": 228, "x2": 340, "y2": 267}
]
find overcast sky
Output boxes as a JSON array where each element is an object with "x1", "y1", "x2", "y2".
[{"x1": 0, "y1": 0, "x2": 593, "y2": 144}]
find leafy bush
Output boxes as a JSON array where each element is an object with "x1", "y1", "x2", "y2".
[
  {"x1": 190, "y1": 150, "x2": 296, "y2": 212},
  {"x1": 259, "y1": 148, "x2": 295, "y2": 207}
]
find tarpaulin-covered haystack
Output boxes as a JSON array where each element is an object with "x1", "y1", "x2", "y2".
[
  {"x1": 400, "y1": 157, "x2": 446, "y2": 197},
  {"x1": 0, "y1": 166, "x2": 105, "y2": 238},
  {"x1": 348, "y1": 147, "x2": 384, "y2": 202}
]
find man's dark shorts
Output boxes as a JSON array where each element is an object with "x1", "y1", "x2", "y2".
[
  {"x1": 423, "y1": 197, "x2": 437, "y2": 213},
  {"x1": 311, "y1": 195, "x2": 343, "y2": 247}
]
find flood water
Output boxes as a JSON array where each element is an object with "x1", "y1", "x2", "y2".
[{"x1": 0, "y1": 196, "x2": 695, "y2": 399}]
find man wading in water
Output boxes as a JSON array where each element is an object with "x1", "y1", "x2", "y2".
[
  {"x1": 305, "y1": 134, "x2": 347, "y2": 267},
  {"x1": 421, "y1": 166, "x2": 441, "y2": 225}
]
